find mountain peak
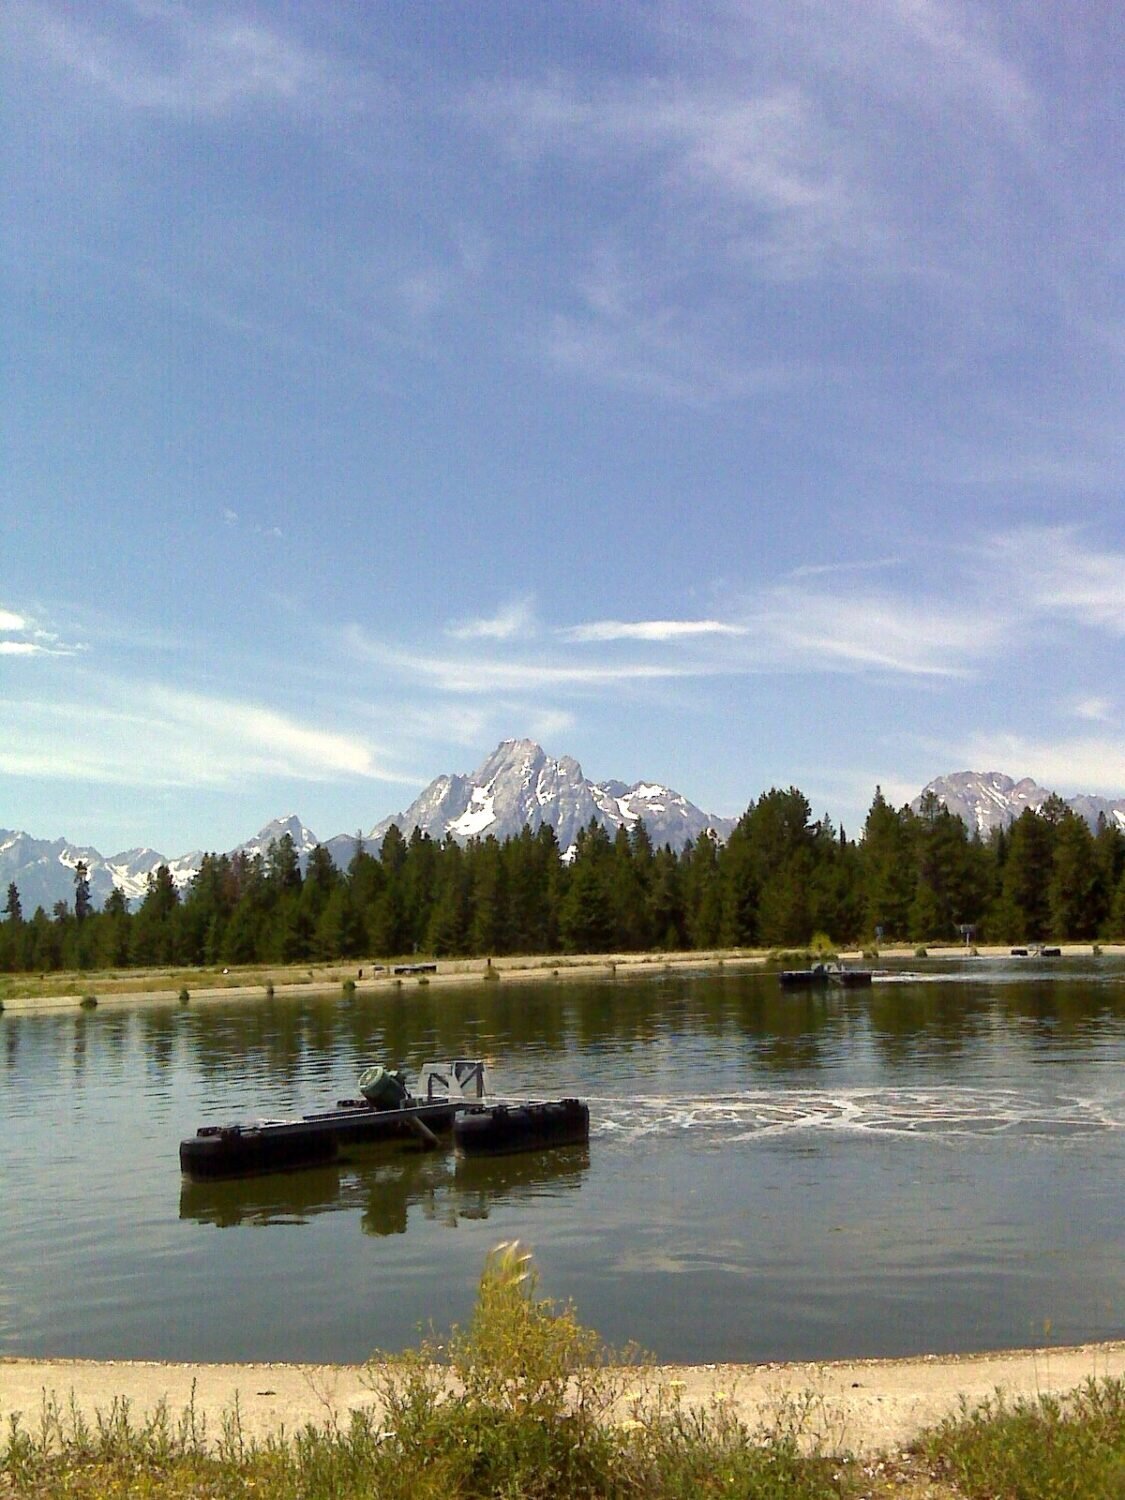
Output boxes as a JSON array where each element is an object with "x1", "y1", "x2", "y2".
[
  {"x1": 369, "y1": 740, "x2": 732, "y2": 854},
  {"x1": 916, "y1": 770, "x2": 1125, "y2": 835}
]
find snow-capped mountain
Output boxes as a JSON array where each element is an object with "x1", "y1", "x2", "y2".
[
  {"x1": 0, "y1": 815, "x2": 316, "y2": 917},
  {"x1": 368, "y1": 739, "x2": 735, "y2": 856},
  {"x1": 916, "y1": 771, "x2": 1125, "y2": 835},
  {"x1": 0, "y1": 744, "x2": 734, "y2": 914},
  {"x1": 0, "y1": 831, "x2": 176, "y2": 912},
  {"x1": 229, "y1": 815, "x2": 320, "y2": 867}
]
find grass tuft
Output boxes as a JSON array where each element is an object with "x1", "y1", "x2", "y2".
[{"x1": 914, "y1": 1376, "x2": 1125, "y2": 1500}]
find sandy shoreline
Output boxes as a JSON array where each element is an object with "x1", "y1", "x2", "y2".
[
  {"x1": 3, "y1": 943, "x2": 1120, "y2": 1014},
  {"x1": 2, "y1": 1343, "x2": 1121, "y2": 1456}
]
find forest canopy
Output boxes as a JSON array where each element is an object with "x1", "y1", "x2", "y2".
[{"x1": 2, "y1": 787, "x2": 1124, "y2": 974}]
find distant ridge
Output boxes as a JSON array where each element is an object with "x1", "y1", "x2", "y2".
[
  {"x1": 11, "y1": 753, "x2": 1120, "y2": 916},
  {"x1": 0, "y1": 741, "x2": 734, "y2": 913},
  {"x1": 914, "y1": 771, "x2": 1125, "y2": 835}
]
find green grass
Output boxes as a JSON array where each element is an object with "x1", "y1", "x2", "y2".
[
  {"x1": 2, "y1": 1251, "x2": 1121, "y2": 1498},
  {"x1": 913, "y1": 1376, "x2": 1125, "y2": 1500}
]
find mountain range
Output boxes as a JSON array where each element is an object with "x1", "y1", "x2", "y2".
[
  {"x1": 1, "y1": 740, "x2": 734, "y2": 914},
  {"x1": 5, "y1": 747, "x2": 1124, "y2": 916},
  {"x1": 914, "y1": 771, "x2": 1125, "y2": 837}
]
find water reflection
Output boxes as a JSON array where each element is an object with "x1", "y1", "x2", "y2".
[
  {"x1": 2, "y1": 959, "x2": 1123, "y2": 1363},
  {"x1": 179, "y1": 1143, "x2": 591, "y2": 1236}
]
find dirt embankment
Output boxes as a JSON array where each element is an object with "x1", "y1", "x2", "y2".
[{"x1": 2, "y1": 1343, "x2": 1122, "y2": 1456}]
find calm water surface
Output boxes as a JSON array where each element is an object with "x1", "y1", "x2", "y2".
[{"x1": 1, "y1": 958, "x2": 1122, "y2": 1364}]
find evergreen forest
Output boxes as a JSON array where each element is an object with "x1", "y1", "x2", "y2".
[{"x1": 3, "y1": 787, "x2": 1125, "y2": 975}]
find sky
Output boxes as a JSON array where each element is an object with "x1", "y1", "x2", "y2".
[{"x1": 2, "y1": 0, "x2": 1123, "y2": 859}]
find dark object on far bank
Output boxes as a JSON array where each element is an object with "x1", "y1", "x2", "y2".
[{"x1": 779, "y1": 961, "x2": 873, "y2": 989}]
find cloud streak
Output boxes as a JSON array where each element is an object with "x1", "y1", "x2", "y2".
[
  {"x1": 447, "y1": 598, "x2": 537, "y2": 641},
  {"x1": 0, "y1": 681, "x2": 406, "y2": 790},
  {"x1": 8, "y1": 0, "x2": 367, "y2": 118},
  {"x1": 989, "y1": 527, "x2": 1125, "y2": 634},
  {"x1": 560, "y1": 619, "x2": 748, "y2": 644}
]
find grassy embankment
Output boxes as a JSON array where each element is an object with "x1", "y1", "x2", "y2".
[
  {"x1": 3, "y1": 1245, "x2": 1123, "y2": 1499},
  {"x1": 5, "y1": 942, "x2": 1118, "y2": 1013},
  {"x1": 0, "y1": 949, "x2": 771, "y2": 1010}
]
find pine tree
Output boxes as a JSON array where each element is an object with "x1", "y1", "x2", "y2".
[
  {"x1": 73, "y1": 862, "x2": 92, "y2": 923},
  {"x1": 468, "y1": 836, "x2": 510, "y2": 955},
  {"x1": 860, "y1": 788, "x2": 916, "y2": 941},
  {"x1": 1048, "y1": 811, "x2": 1099, "y2": 939},
  {"x1": 267, "y1": 833, "x2": 302, "y2": 894},
  {"x1": 559, "y1": 821, "x2": 615, "y2": 952},
  {"x1": 610, "y1": 825, "x2": 650, "y2": 950},
  {"x1": 997, "y1": 809, "x2": 1055, "y2": 941},
  {"x1": 683, "y1": 832, "x2": 722, "y2": 949},
  {"x1": 96, "y1": 886, "x2": 131, "y2": 967},
  {"x1": 4, "y1": 882, "x2": 22, "y2": 925},
  {"x1": 647, "y1": 845, "x2": 686, "y2": 949},
  {"x1": 426, "y1": 841, "x2": 471, "y2": 956}
]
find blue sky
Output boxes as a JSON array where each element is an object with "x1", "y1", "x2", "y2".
[{"x1": 2, "y1": 0, "x2": 1123, "y2": 858}]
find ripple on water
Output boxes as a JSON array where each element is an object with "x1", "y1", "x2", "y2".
[{"x1": 590, "y1": 1085, "x2": 1123, "y2": 1146}]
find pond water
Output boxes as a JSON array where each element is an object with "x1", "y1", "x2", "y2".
[{"x1": 1, "y1": 957, "x2": 1122, "y2": 1365}]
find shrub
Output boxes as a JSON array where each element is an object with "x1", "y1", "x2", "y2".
[
  {"x1": 178, "y1": 987, "x2": 190, "y2": 1004},
  {"x1": 915, "y1": 1377, "x2": 1125, "y2": 1500},
  {"x1": 80, "y1": 994, "x2": 97, "y2": 1009},
  {"x1": 365, "y1": 1242, "x2": 630, "y2": 1498}
]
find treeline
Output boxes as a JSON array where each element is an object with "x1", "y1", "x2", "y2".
[{"x1": 3, "y1": 787, "x2": 1125, "y2": 974}]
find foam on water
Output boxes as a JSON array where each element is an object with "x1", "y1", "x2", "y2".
[{"x1": 591, "y1": 1086, "x2": 1124, "y2": 1145}]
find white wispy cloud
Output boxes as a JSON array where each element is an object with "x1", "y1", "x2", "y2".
[
  {"x1": 989, "y1": 527, "x2": 1125, "y2": 634},
  {"x1": 0, "y1": 682, "x2": 403, "y2": 789},
  {"x1": 0, "y1": 604, "x2": 83, "y2": 658},
  {"x1": 468, "y1": 75, "x2": 876, "y2": 278},
  {"x1": 1072, "y1": 697, "x2": 1113, "y2": 724},
  {"x1": 352, "y1": 639, "x2": 698, "y2": 695},
  {"x1": 546, "y1": 301, "x2": 799, "y2": 405},
  {"x1": 787, "y1": 557, "x2": 901, "y2": 580},
  {"x1": 750, "y1": 585, "x2": 1006, "y2": 678},
  {"x1": 561, "y1": 619, "x2": 748, "y2": 644},
  {"x1": 8, "y1": 0, "x2": 366, "y2": 118},
  {"x1": 446, "y1": 598, "x2": 537, "y2": 641}
]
